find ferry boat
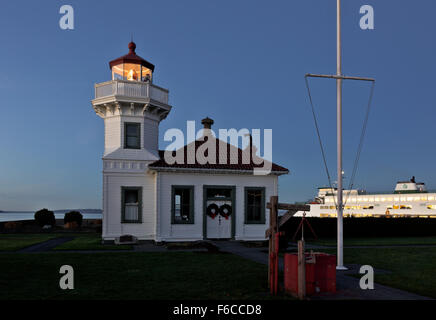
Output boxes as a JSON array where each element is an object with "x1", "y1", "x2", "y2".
[{"x1": 297, "y1": 177, "x2": 436, "y2": 218}]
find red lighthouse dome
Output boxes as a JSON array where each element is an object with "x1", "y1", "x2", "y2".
[{"x1": 109, "y1": 42, "x2": 155, "y2": 82}]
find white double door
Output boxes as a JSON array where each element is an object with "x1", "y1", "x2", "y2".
[{"x1": 206, "y1": 200, "x2": 231, "y2": 239}]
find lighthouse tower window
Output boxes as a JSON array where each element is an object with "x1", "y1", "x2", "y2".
[
  {"x1": 121, "y1": 187, "x2": 142, "y2": 223},
  {"x1": 124, "y1": 122, "x2": 141, "y2": 149}
]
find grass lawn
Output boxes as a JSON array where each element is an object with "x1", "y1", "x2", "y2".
[
  {"x1": 0, "y1": 252, "x2": 278, "y2": 300},
  {"x1": 319, "y1": 246, "x2": 436, "y2": 299},
  {"x1": 0, "y1": 234, "x2": 58, "y2": 251},
  {"x1": 53, "y1": 233, "x2": 132, "y2": 251},
  {"x1": 304, "y1": 236, "x2": 436, "y2": 247}
]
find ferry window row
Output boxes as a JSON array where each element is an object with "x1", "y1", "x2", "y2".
[
  {"x1": 320, "y1": 205, "x2": 375, "y2": 210},
  {"x1": 319, "y1": 213, "x2": 436, "y2": 218},
  {"x1": 322, "y1": 205, "x2": 415, "y2": 210},
  {"x1": 321, "y1": 204, "x2": 436, "y2": 210},
  {"x1": 325, "y1": 195, "x2": 435, "y2": 203},
  {"x1": 386, "y1": 205, "x2": 412, "y2": 210}
]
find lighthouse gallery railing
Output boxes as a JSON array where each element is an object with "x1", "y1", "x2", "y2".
[{"x1": 95, "y1": 80, "x2": 169, "y2": 105}]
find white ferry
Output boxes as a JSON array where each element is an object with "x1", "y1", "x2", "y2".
[{"x1": 297, "y1": 177, "x2": 436, "y2": 218}]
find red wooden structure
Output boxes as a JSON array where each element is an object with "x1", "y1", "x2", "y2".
[{"x1": 265, "y1": 196, "x2": 310, "y2": 295}]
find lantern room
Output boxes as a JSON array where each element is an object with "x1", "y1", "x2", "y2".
[{"x1": 109, "y1": 42, "x2": 155, "y2": 82}]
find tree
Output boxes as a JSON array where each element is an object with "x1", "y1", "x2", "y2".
[
  {"x1": 34, "y1": 209, "x2": 56, "y2": 227},
  {"x1": 64, "y1": 211, "x2": 83, "y2": 227}
]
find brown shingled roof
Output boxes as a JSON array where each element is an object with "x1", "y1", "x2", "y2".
[{"x1": 149, "y1": 136, "x2": 289, "y2": 174}]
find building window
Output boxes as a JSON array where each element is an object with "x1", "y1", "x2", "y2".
[
  {"x1": 245, "y1": 187, "x2": 265, "y2": 224},
  {"x1": 124, "y1": 122, "x2": 141, "y2": 149},
  {"x1": 121, "y1": 187, "x2": 142, "y2": 223},
  {"x1": 172, "y1": 186, "x2": 194, "y2": 224}
]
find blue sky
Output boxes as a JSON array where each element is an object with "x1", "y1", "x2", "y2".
[{"x1": 1, "y1": 0, "x2": 435, "y2": 210}]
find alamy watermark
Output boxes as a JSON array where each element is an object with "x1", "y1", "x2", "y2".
[
  {"x1": 59, "y1": 5, "x2": 74, "y2": 30},
  {"x1": 57, "y1": 5, "x2": 373, "y2": 33},
  {"x1": 359, "y1": 265, "x2": 374, "y2": 290},
  {"x1": 163, "y1": 121, "x2": 273, "y2": 175},
  {"x1": 59, "y1": 265, "x2": 74, "y2": 290},
  {"x1": 360, "y1": 5, "x2": 374, "y2": 30}
]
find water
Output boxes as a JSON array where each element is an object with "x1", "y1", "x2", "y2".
[{"x1": 0, "y1": 210, "x2": 102, "y2": 222}]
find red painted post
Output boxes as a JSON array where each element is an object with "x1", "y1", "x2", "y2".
[
  {"x1": 268, "y1": 196, "x2": 278, "y2": 295},
  {"x1": 274, "y1": 232, "x2": 281, "y2": 294}
]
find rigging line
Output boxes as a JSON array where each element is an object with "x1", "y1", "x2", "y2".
[
  {"x1": 304, "y1": 76, "x2": 337, "y2": 208},
  {"x1": 343, "y1": 80, "x2": 376, "y2": 207}
]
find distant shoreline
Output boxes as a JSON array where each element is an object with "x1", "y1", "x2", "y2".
[
  {"x1": 0, "y1": 210, "x2": 102, "y2": 223},
  {"x1": 0, "y1": 209, "x2": 102, "y2": 214}
]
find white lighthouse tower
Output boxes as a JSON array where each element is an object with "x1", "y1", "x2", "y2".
[{"x1": 92, "y1": 42, "x2": 171, "y2": 241}]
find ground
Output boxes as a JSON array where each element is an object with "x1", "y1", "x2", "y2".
[
  {"x1": 1, "y1": 233, "x2": 436, "y2": 299},
  {"x1": 0, "y1": 233, "x2": 131, "y2": 251},
  {"x1": 0, "y1": 252, "x2": 274, "y2": 300},
  {"x1": 306, "y1": 236, "x2": 436, "y2": 246},
  {"x1": 297, "y1": 237, "x2": 436, "y2": 298},
  {"x1": 53, "y1": 233, "x2": 132, "y2": 251},
  {"x1": 0, "y1": 234, "x2": 58, "y2": 251},
  {"x1": 340, "y1": 247, "x2": 436, "y2": 299}
]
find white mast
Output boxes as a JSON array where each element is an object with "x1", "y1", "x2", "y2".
[
  {"x1": 336, "y1": 0, "x2": 347, "y2": 270},
  {"x1": 305, "y1": 0, "x2": 375, "y2": 271}
]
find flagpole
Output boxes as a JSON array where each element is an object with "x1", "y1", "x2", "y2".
[
  {"x1": 306, "y1": 0, "x2": 374, "y2": 269},
  {"x1": 336, "y1": 0, "x2": 347, "y2": 270}
]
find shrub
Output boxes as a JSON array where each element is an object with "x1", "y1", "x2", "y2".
[
  {"x1": 34, "y1": 208, "x2": 56, "y2": 227},
  {"x1": 64, "y1": 211, "x2": 83, "y2": 227}
]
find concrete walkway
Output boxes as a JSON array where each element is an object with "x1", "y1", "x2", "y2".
[
  {"x1": 17, "y1": 237, "x2": 75, "y2": 253},
  {"x1": 211, "y1": 240, "x2": 432, "y2": 300}
]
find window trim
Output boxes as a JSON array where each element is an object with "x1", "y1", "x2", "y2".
[
  {"x1": 121, "y1": 186, "x2": 142, "y2": 223},
  {"x1": 244, "y1": 187, "x2": 266, "y2": 224},
  {"x1": 124, "y1": 122, "x2": 141, "y2": 149},
  {"x1": 171, "y1": 185, "x2": 195, "y2": 224}
]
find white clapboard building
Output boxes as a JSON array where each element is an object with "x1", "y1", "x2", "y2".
[{"x1": 91, "y1": 42, "x2": 289, "y2": 242}]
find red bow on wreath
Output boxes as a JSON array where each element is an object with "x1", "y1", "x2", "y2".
[
  {"x1": 206, "y1": 203, "x2": 219, "y2": 219},
  {"x1": 219, "y1": 204, "x2": 232, "y2": 220}
]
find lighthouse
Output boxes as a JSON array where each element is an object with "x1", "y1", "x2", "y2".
[
  {"x1": 91, "y1": 42, "x2": 288, "y2": 243},
  {"x1": 92, "y1": 42, "x2": 171, "y2": 241}
]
